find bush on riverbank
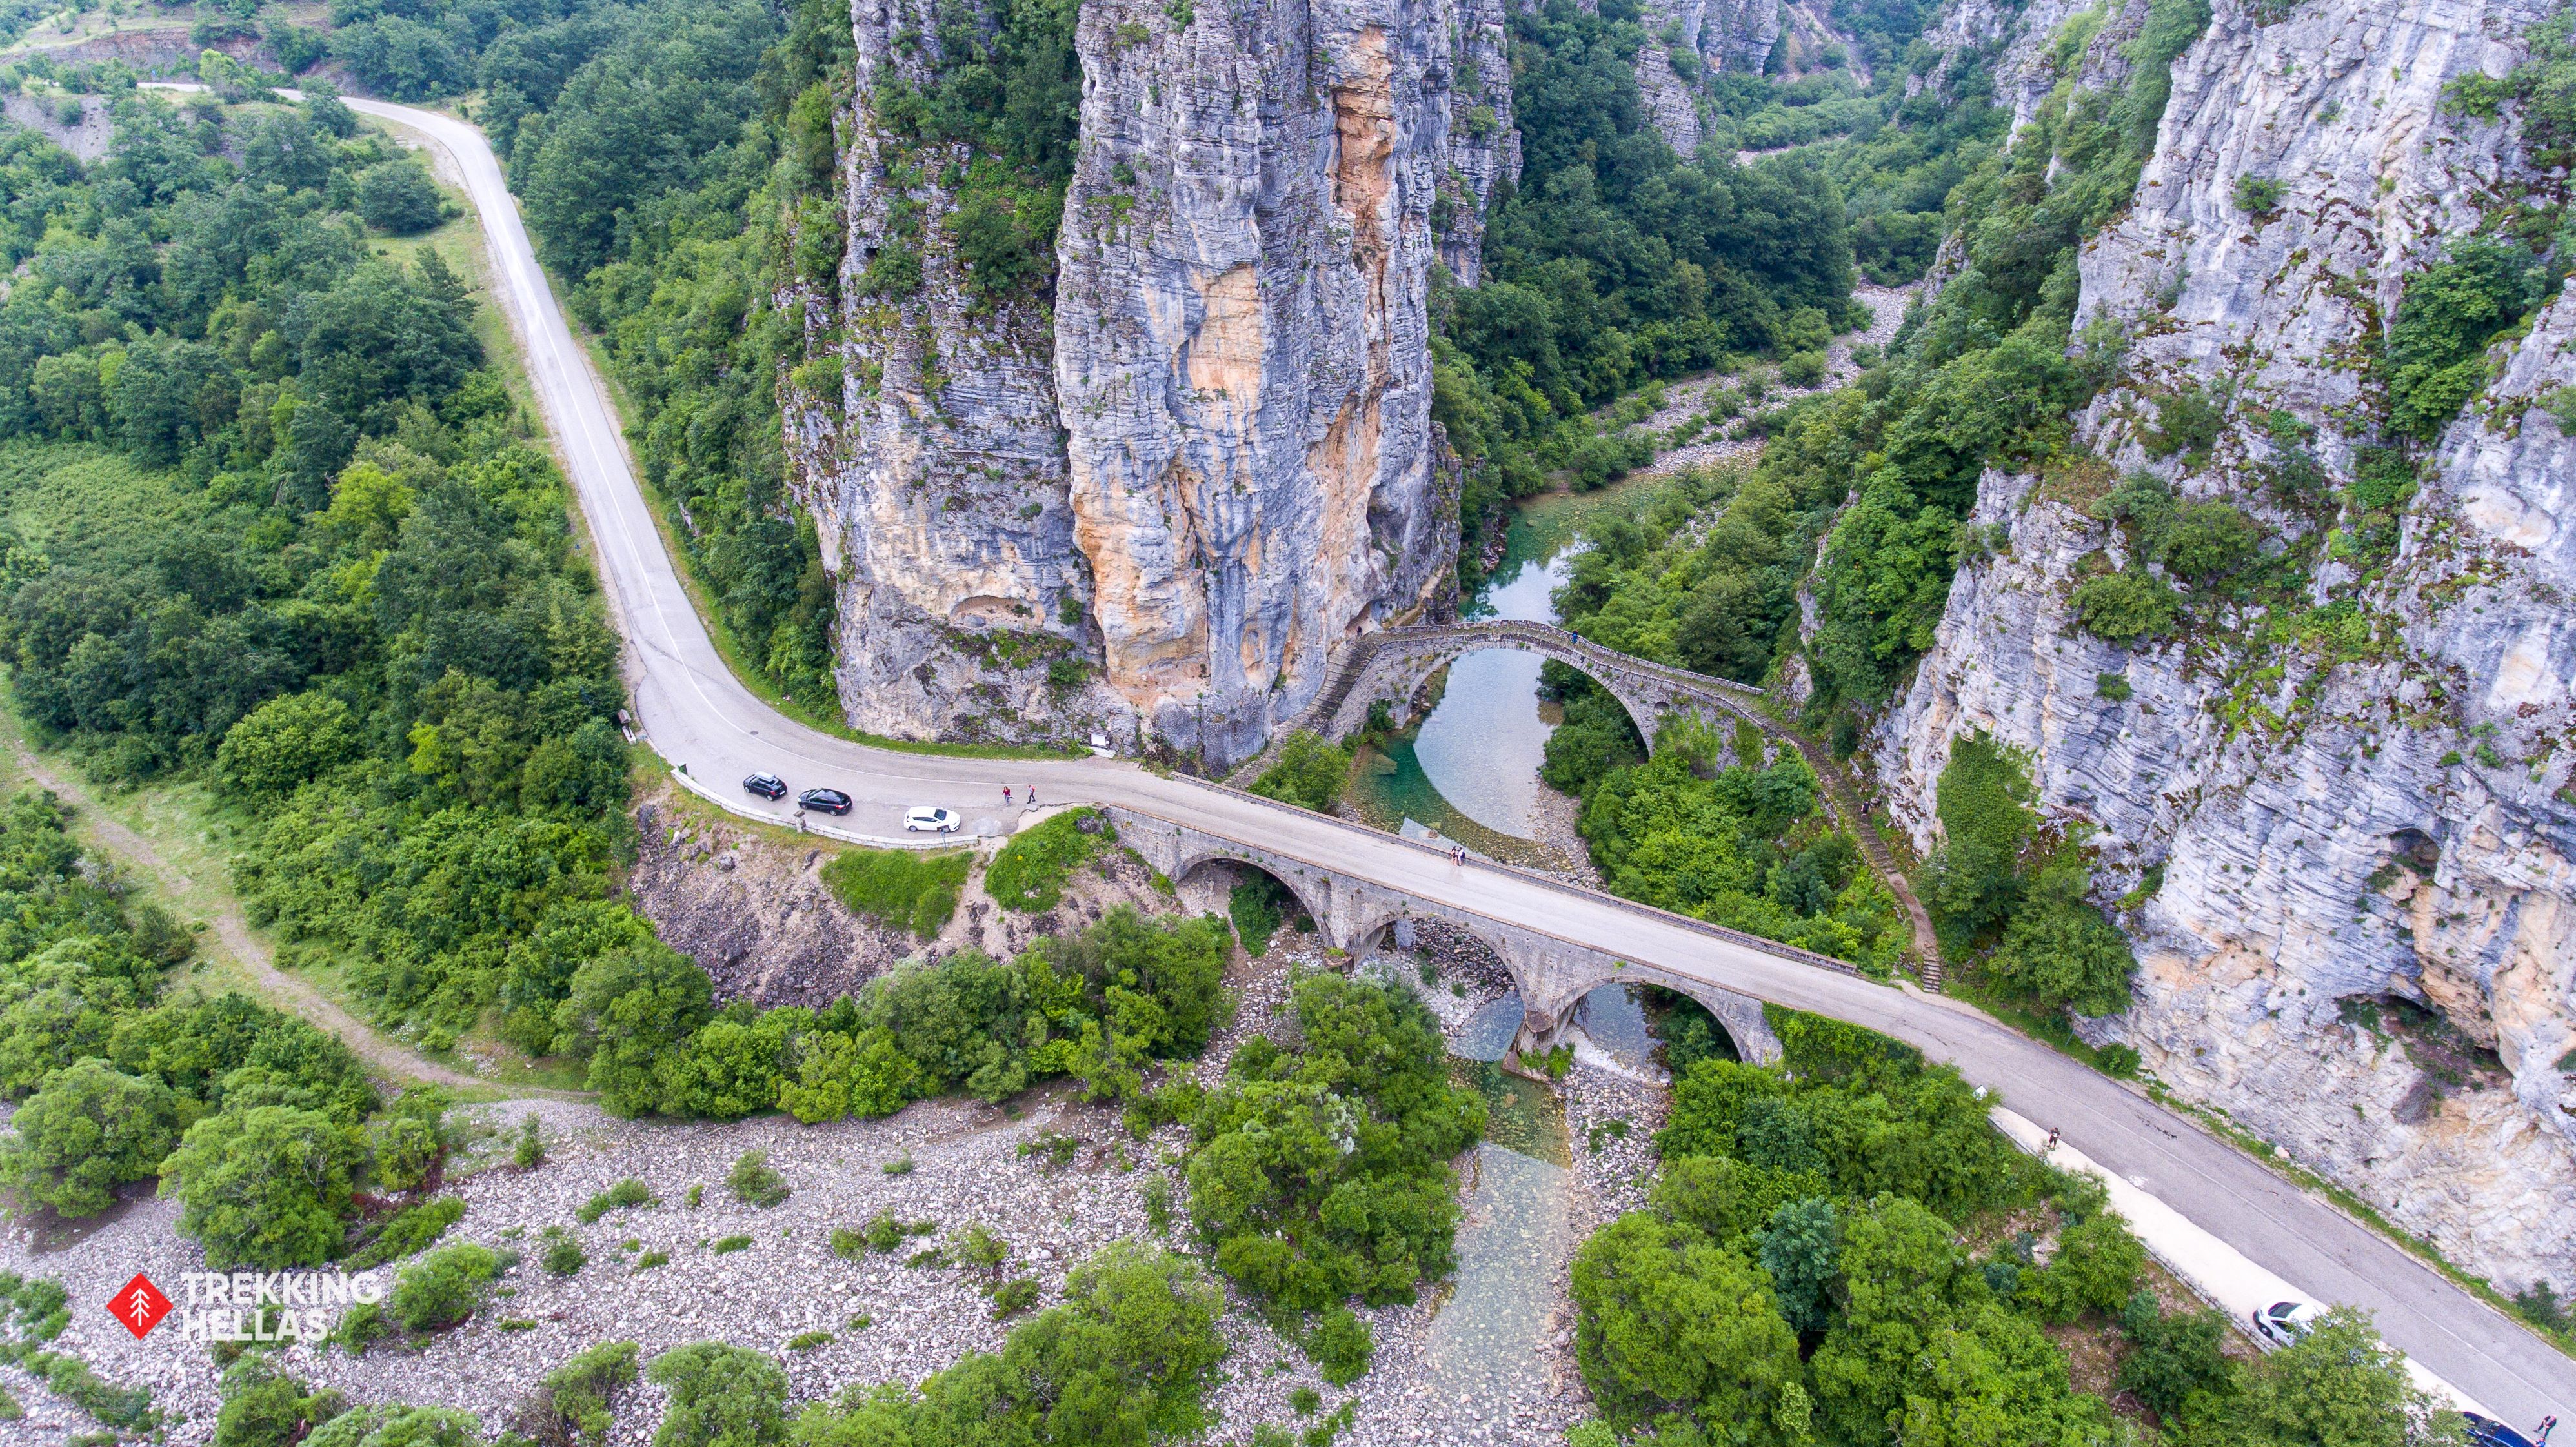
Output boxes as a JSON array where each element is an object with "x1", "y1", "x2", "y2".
[{"x1": 1185, "y1": 971, "x2": 1485, "y2": 1378}]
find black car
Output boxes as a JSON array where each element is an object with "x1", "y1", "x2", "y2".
[
  {"x1": 798, "y1": 787, "x2": 854, "y2": 815},
  {"x1": 743, "y1": 772, "x2": 788, "y2": 800}
]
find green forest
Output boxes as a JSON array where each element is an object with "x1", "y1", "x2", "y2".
[{"x1": 1569, "y1": 1011, "x2": 2466, "y2": 1447}]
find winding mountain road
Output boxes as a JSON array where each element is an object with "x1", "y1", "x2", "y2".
[{"x1": 359, "y1": 97, "x2": 2573, "y2": 1424}]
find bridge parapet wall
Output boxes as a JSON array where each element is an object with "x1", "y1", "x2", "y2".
[
  {"x1": 1105, "y1": 803, "x2": 1787, "y2": 1064},
  {"x1": 1317, "y1": 622, "x2": 1774, "y2": 756}
]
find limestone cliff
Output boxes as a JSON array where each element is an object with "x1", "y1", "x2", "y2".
[
  {"x1": 785, "y1": 0, "x2": 1129, "y2": 749},
  {"x1": 1051, "y1": 0, "x2": 1482, "y2": 766},
  {"x1": 794, "y1": 0, "x2": 1507, "y2": 764},
  {"x1": 1875, "y1": 0, "x2": 2576, "y2": 1295},
  {"x1": 1636, "y1": 0, "x2": 1787, "y2": 156}
]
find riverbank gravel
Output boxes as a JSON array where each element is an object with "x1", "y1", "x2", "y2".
[{"x1": 0, "y1": 931, "x2": 1685, "y2": 1446}]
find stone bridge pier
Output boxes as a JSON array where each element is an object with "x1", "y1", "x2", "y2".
[{"x1": 1107, "y1": 805, "x2": 1782, "y2": 1065}]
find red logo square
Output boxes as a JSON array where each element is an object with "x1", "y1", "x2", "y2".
[{"x1": 108, "y1": 1274, "x2": 170, "y2": 1339}]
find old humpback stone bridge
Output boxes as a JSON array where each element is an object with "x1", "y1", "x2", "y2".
[
  {"x1": 1107, "y1": 804, "x2": 1799, "y2": 1064},
  {"x1": 1223, "y1": 617, "x2": 1947, "y2": 991},
  {"x1": 1300, "y1": 618, "x2": 1774, "y2": 754}
]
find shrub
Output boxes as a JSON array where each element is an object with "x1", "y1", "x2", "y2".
[
  {"x1": 514, "y1": 1113, "x2": 545, "y2": 1169},
  {"x1": 299, "y1": 1403, "x2": 481, "y2": 1445},
  {"x1": 2070, "y1": 569, "x2": 2179, "y2": 642},
  {"x1": 1229, "y1": 876, "x2": 1289, "y2": 956},
  {"x1": 2022, "y1": 1209, "x2": 2143, "y2": 1321},
  {"x1": 345, "y1": 1195, "x2": 465, "y2": 1270},
  {"x1": 387, "y1": 1242, "x2": 503, "y2": 1333},
  {"x1": 2158, "y1": 501, "x2": 2258, "y2": 581},
  {"x1": 645, "y1": 1342, "x2": 789, "y2": 1447},
  {"x1": 518, "y1": 1340, "x2": 638, "y2": 1447},
  {"x1": 985, "y1": 809, "x2": 1115, "y2": 912},
  {"x1": 576, "y1": 1179, "x2": 654, "y2": 1224},
  {"x1": 990, "y1": 1277, "x2": 1042, "y2": 1317},
  {"x1": 2117, "y1": 1291, "x2": 2237, "y2": 1422},
  {"x1": 539, "y1": 1226, "x2": 586, "y2": 1277},
  {"x1": 787, "y1": 1330, "x2": 832, "y2": 1350},
  {"x1": 2232, "y1": 172, "x2": 2285, "y2": 217},
  {"x1": 1249, "y1": 733, "x2": 1351, "y2": 812},
  {"x1": 712, "y1": 1235, "x2": 752, "y2": 1255},
  {"x1": 357, "y1": 161, "x2": 445, "y2": 234},
  {"x1": 0, "y1": 1060, "x2": 191, "y2": 1218},
  {"x1": 365, "y1": 1107, "x2": 446, "y2": 1193},
  {"x1": 554, "y1": 942, "x2": 715, "y2": 1117},
  {"x1": 1307, "y1": 1307, "x2": 1374, "y2": 1385},
  {"x1": 160, "y1": 1106, "x2": 361, "y2": 1270},
  {"x1": 214, "y1": 1356, "x2": 348, "y2": 1447},
  {"x1": 2384, "y1": 241, "x2": 2540, "y2": 441},
  {"x1": 1779, "y1": 349, "x2": 1828, "y2": 387},
  {"x1": 820, "y1": 849, "x2": 972, "y2": 938},
  {"x1": 790, "y1": 1242, "x2": 1226, "y2": 1447},
  {"x1": 1986, "y1": 862, "x2": 2137, "y2": 1016},
  {"x1": 216, "y1": 692, "x2": 359, "y2": 800},
  {"x1": 2095, "y1": 672, "x2": 2133, "y2": 701},
  {"x1": 727, "y1": 1149, "x2": 790, "y2": 1208}
]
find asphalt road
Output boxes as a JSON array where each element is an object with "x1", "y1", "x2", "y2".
[{"x1": 363, "y1": 97, "x2": 2573, "y2": 1424}]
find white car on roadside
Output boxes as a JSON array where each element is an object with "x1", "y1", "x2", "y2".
[
  {"x1": 2251, "y1": 1299, "x2": 2323, "y2": 1348},
  {"x1": 905, "y1": 806, "x2": 961, "y2": 833}
]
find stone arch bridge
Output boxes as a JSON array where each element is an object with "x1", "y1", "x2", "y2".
[
  {"x1": 1303, "y1": 619, "x2": 1773, "y2": 754},
  {"x1": 1226, "y1": 617, "x2": 1946, "y2": 988},
  {"x1": 1109, "y1": 805, "x2": 1804, "y2": 1063}
]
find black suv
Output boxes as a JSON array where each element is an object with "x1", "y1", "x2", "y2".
[
  {"x1": 743, "y1": 772, "x2": 787, "y2": 800},
  {"x1": 799, "y1": 787, "x2": 854, "y2": 815}
]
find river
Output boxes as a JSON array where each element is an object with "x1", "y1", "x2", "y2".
[
  {"x1": 1357, "y1": 476, "x2": 1697, "y2": 1421},
  {"x1": 1345, "y1": 474, "x2": 1676, "y2": 867}
]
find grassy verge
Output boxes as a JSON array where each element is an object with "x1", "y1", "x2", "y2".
[{"x1": 556, "y1": 308, "x2": 1071, "y2": 762}]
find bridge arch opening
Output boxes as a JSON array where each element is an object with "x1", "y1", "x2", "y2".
[
  {"x1": 1172, "y1": 855, "x2": 1320, "y2": 958},
  {"x1": 1636, "y1": 984, "x2": 1743, "y2": 1069}
]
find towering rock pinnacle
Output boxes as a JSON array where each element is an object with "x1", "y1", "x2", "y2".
[
  {"x1": 796, "y1": 0, "x2": 1507, "y2": 766},
  {"x1": 1050, "y1": 0, "x2": 1486, "y2": 766},
  {"x1": 791, "y1": 0, "x2": 1125, "y2": 749}
]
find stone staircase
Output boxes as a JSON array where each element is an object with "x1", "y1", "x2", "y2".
[{"x1": 1767, "y1": 729, "x2": 1945, "y2": 989}]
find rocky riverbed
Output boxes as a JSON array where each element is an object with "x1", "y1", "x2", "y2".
[{"x1": 0, "y1": 930, "x2": 1684, "y2": 1445}]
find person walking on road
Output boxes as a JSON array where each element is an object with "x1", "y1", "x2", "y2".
[{"x1": 1003, "y1": 785, "x2": 1014, "y2": 805}]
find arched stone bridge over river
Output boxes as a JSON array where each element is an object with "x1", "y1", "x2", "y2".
[
  {"x1": 1111, "y1": 807, "x2": 1793, "y2": 1062},
  {"x1": 1233, "y1": 618, "x2": 1946, "y2": 986}
]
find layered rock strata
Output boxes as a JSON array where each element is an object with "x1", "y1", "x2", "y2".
[
  {"x1": 1049, "y1": 0, "x2": 1478, "y2": 765},
  {"x1": 785, "y1": 0, "x2": 1129, "y2": 748},
  {"x1": 796, "y1": 0, "x2": 1509, "y2": 765},
  {"x1": 1874, "y1": 0, "x2": 2576, "y2": 1293}
]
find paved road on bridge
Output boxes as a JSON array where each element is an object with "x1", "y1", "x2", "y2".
[{"x1": 364, "y1": 96, "x2": 2571, "y2": 1423}]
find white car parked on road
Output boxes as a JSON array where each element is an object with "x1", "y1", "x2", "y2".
[
  {"x1": 905, "y1": 806, "x2": 961, "y2": 833},
  {"x1": 2251, "y1": 1299, "x2": 2323, "y2": 1348}
]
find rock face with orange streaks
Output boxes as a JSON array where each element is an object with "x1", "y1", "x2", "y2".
[
  {"x1": 1052, "y1": 0, "x2": 1498, "y2": 767},
  {"x1": 796, "y1": 0, "x2": 1507, "y2": 762}
]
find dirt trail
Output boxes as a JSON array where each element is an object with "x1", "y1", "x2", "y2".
[{"x1": 6, "y1": 743, "x2": 494, "y2": 1091}]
